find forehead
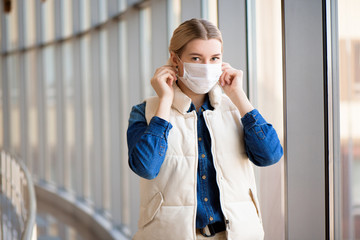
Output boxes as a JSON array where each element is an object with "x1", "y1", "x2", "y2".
[{"x1": 182, "y1": 39, "x2": 222, "y2": 55}]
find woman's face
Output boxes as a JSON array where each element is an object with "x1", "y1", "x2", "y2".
[{"x1": 173, "y1": 38, "x2": 223, "y2": 77}]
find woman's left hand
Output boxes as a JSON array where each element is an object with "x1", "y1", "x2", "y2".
[
  {"x1": 219, "y1": 62, "x2": 244, "y2": 97},
  {"x1": 219, "y1": 62, "x2": 254, "y2": 116}
]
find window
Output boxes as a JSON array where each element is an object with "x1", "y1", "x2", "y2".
[
  {"x1": 25, "y1": 50, "x2": 38, "y2": 176},
  {"x1": 8, "y1": 54, "x2": 20, "y2": 153},
  {"x1": 41, "y1": 0, "x2": 55, "y2": 43},
  {"x1": 63, "y1": 41, "x2": 75, "y2": 191},
  {"x1": 339, "y1": 0, "x2": 360, "y2": 238},
  {"x1": 0, "y1": 64, "x2": 3, "y2": 149},
  {"x1": 253, "y1": 0, "x2": 284, "y2": 239},
  {"x1": 43, "y1": 45, "x2": 57, "y2": 183}
]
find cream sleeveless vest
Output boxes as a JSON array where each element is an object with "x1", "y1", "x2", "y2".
[{"x1": 133, "y1": 84, "x2": 264, "y2": 240}]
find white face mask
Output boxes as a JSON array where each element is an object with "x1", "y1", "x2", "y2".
[{"x1": 178, "y1": 61, "x2": 223, "y2": 94}]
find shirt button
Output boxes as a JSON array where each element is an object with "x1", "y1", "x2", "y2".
[
  {"x1": 198, "y1": 137, "x2": 202, "y2": 141},
  {"x1": 209, "y1": 217, "x2": 214, "y2": 221},
  {"x1": 201, "y1": 154, "x2": 205, "y2": 158},
  {"x1": 202, "y1": 175, "x2": 206, "y2": 180},
  {"x1": 204, "y1": 198, "x2": 208, "y2": 202}
]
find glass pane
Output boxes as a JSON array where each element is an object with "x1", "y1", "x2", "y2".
[
  {"x1": 8, "y1": 54, "x2": 21, "y2": 154},
  {"x1": 0, "y1": 60, "x2": 3, "y2": 149},
  {"x1": 139, "y1": 7, "x2": 152, "y2": 98},
  {"x1": 254, "y1": 0, "x2": 285, "y2": 239},
  {"x1": 167, "y1": 0, "x2": 181, "y2": 46},
  {"x1": 63, "y1": 0, "x2": 73, "y2": 38},
  {"x1": 100, "y1": 28, "x2": 110, "y2": 212},
  {"x1": 42, "y1": 0, "x2": 55, "y2": 42},
  {"x1": 26, "y1": 50, "x2": 38, "y2": 176},
  {"x1": 99, "y1": 0, "x2": 108, "y2": 23},
  {"x1": 4, "y1": 0, "x2": 18, "y2": 51},
  {"x1": 24, "y1": 0, "x2": 36, "y2": 47},
  {"x1": 63, "y1": 41, "x2": 75, "y2": 191},
  {"x1": 80, "y1": 0, "x2": 91, "y2": 31},
  {"x1": 201, "y1": 0, "x2": 218, "y2": 26},
  {"x1": 81, "y1": 34, "x2": 92, "y2": 200},
  {"x1": 339, "y1": 0, "x2": 360, "y2": 239},
  {"x1": 43, "y1": 45, "x2": 57, "y2": 183}
]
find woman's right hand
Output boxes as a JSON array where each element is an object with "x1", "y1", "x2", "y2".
[
  {"x1": 151, "y1": 65, "x2": 177, "y2": 121},
  {"x1": 151, "y1": 65, "x2": 177, "y2": 101}
]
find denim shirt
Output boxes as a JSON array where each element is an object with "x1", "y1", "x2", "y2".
[{"x1": 127, "y1": 95, "x2": 283, "y2": 229}]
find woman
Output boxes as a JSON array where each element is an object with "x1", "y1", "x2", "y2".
[{"x1": 127, "y1": 18, "x2": 283, "y2": 240}]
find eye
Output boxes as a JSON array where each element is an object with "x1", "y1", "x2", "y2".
[
  {"x1": 211, "y1": 57, "x2": 220, "y2": 62},
  {"x1": 192, "y1": 57, "x2": 200, "y2": 62}
]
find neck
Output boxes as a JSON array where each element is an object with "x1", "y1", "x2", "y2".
[{"x1": 177, "y1": 81, "x2": 206, "y2": 111}]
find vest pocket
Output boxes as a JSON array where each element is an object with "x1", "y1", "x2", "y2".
[
  {"x1": 249, "y1": 188, "x2": 261, "y2": 221},
  {"x1": 139, "y1": 192, "x2": 164, "y2": 228}
]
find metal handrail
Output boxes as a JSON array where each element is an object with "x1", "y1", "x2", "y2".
[
  {"x1": 17, "y1": 157, "x2": 37, "y2": 240},
  {"x1": 0, "y1": 150, "x2": 37, "y2": 240}
]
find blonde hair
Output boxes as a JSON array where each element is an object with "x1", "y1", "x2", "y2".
[{"x1": 169, "y1": 18, "x2": 223, "y2": 58}]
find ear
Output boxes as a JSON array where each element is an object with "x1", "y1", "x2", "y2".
[{"x1": 169, "y1": 51, "x2": 179, "y2": 67}]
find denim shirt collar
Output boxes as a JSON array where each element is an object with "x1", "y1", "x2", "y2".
[{"x1": 188, "y1": 94, "x2": 214, "y2": 113}]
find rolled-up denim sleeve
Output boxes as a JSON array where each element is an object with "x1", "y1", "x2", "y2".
[
  {"x1": 241, "y1": 109, "x2": 283, "y2": 167},
  {"x1": 127, "y1": 102, "x2": 172, "y2": 179}
]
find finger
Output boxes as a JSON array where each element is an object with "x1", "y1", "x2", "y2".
[
  {"x1": 222, "y1": 62, "x2": 230, "y2": 67},
  {"x1": 222, "y1": 62, "x2": 231, "y2": 71},
  {"x1": 167, "y1": 76, "x2": 175, "y2": 87},
  {"x1": 238, "y1": 70, "x2": 244, "y2": 79},
  {"x1": 219, "y1": 72, "x2": 226, "y2": 86},
  {"x1": 167, "y1": 70, "x2": 177, "y2": 81},
  {"x1": 166, "y1": 67, "x2": 177, "y2": 78},
  {"x1": 168, "y1": 72, "x2": 176, "y2": 82},
  {"x1": 158, "y1": 69, "x2": 176, "y2": 81},
  {"x1": 152, "y1": 72, "x2": 172, "y2": 87},
  {"x1": 165, "y1": 71, "x2": 177, "y2": 85},
  {"x1": 218, "y1": 78, "x2": 224, "y2": 87},
  {"x1": 157, "y1": 67, "x2": 172, "y2": 74},
  {"x1": 225, "y1": 72, "x2": 233, "y2": 85},
  {"x1": 222, "y1": 70, "x2": 232, "y2": 85},
  {"x1": 221, "y1": 71, "x2": 229, "y2": 85},
  {"x1": 164, "y1": 65, "x2": 178, "y2": 74},
  {"x1": 156, "y1": 65, "x2": 176, "y2": 76}
]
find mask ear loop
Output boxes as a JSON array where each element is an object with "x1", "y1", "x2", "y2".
[
  {"x1": 176, "y1": 54, "x2": 182, "y2": 62},
  {"x1": 175, "y1": 54, "x2": 183, "y2": 77}
]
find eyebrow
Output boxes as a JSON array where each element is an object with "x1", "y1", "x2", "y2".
[{"x1": 188, "y1": 53, "x2": 222, "y2": 56}]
